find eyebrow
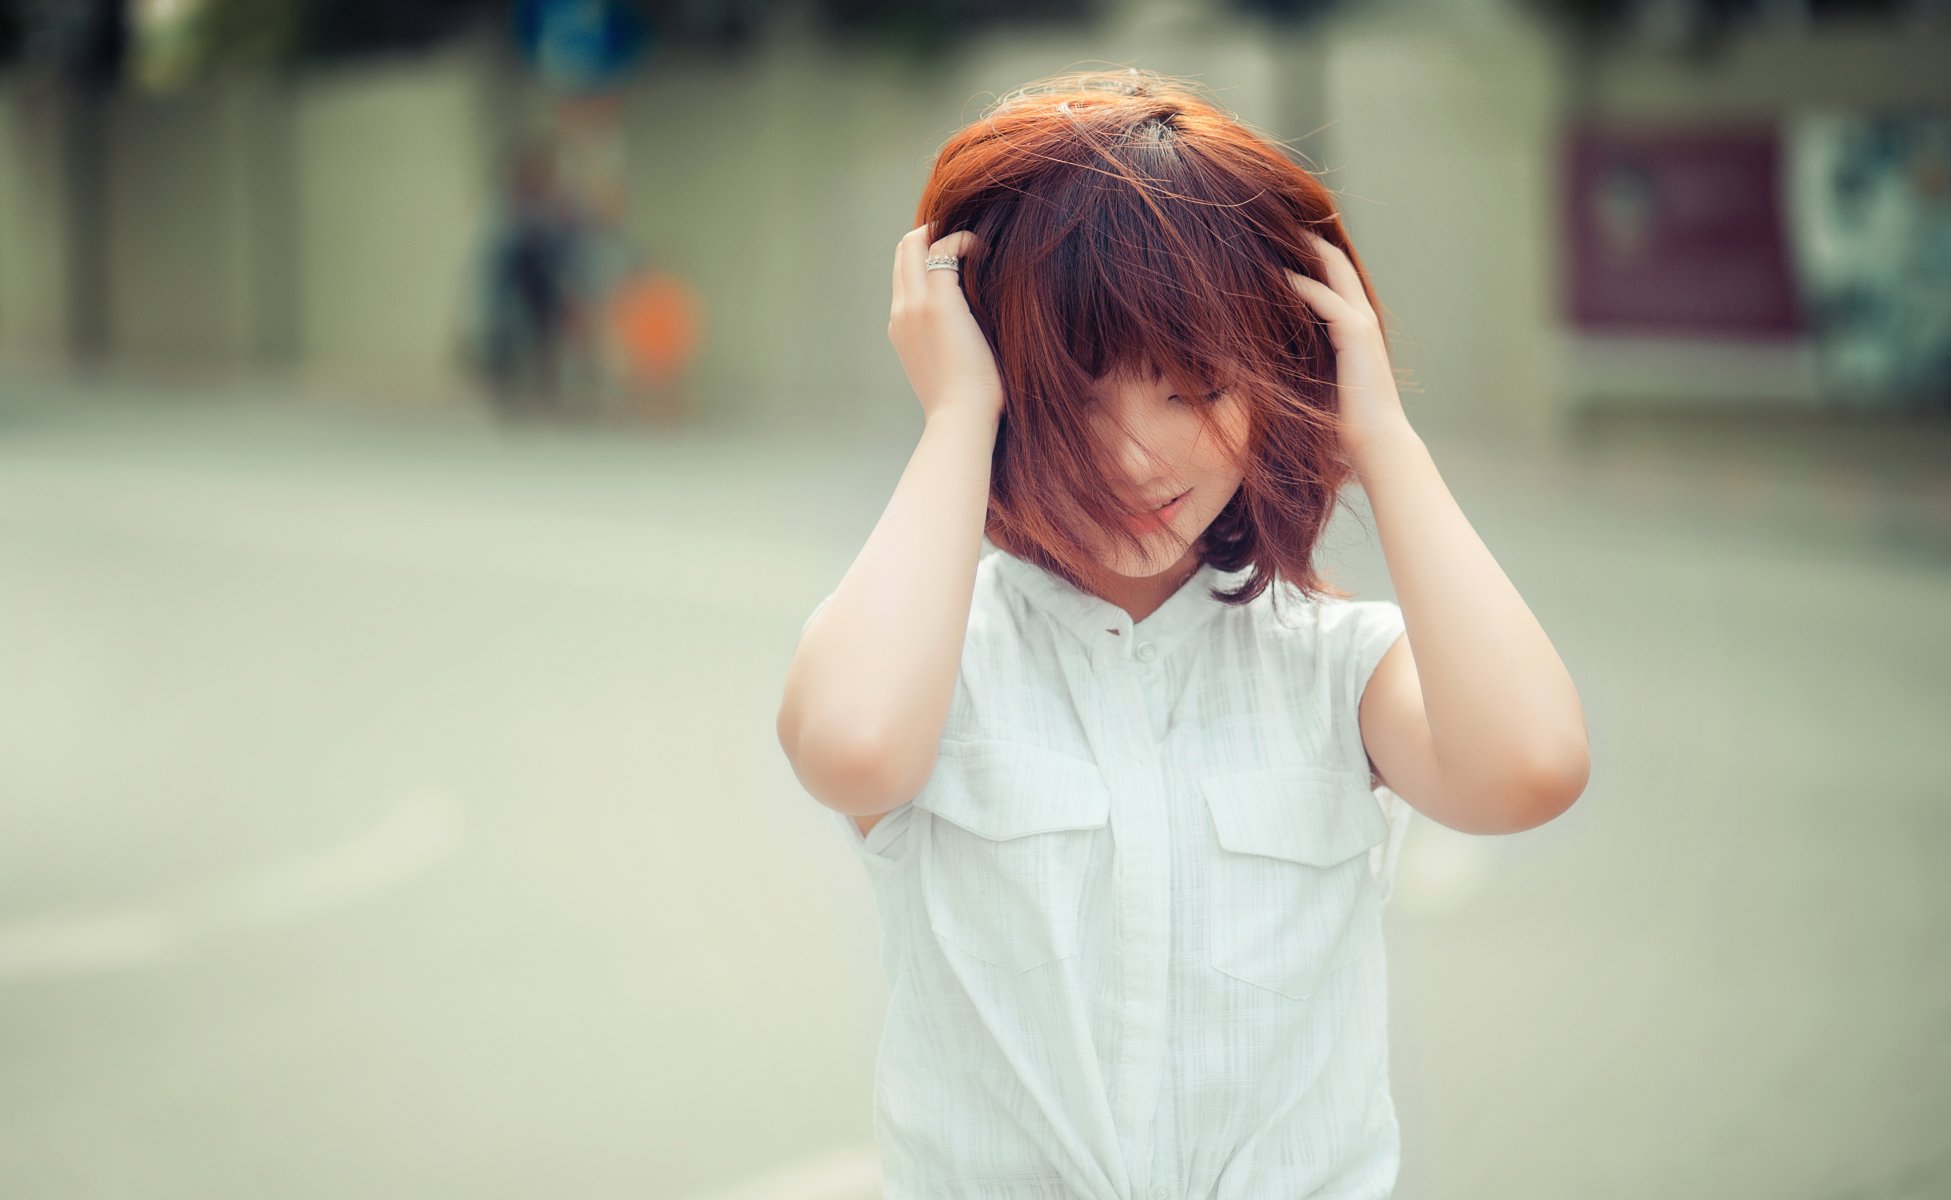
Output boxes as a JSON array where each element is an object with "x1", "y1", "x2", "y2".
[{"x1": 1087, "y1": 359, "x2": 1199, "y2": 402}]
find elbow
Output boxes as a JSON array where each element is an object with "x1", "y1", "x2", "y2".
[
  {"x1": 781, "y1": 715, "x2": 931, "y2": 818},
  {"x1": 1393, "y1": 728, "x2": 1592, "y2": 834},
  {"x1": 1501, "y1": 745, "x2": 1591, "y2": 832},
  {"x1": 1443, "y1": 743, "x2": 1589, "y2": 835}
]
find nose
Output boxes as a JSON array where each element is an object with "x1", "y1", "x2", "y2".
[{"x1": 1110, "y1": 417, "x2": 1171, "y2": 503}]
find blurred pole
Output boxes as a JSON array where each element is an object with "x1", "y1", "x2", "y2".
[{"x1": 65, "y1": 80, "x2": 107, "y2": 367}]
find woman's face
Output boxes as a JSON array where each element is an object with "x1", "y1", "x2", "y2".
[{"x1": 1078, "y1": 366, "x2": 1252, "y2": 580}]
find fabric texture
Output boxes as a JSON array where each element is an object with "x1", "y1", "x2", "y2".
[{"x1": 810, "y1": 540, "x2": 1411, "y2": 1199}]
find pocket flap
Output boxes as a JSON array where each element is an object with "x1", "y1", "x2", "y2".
[
  {"x1": 916, "y1": 741, "x2": 1112, "y2": 841},
  {"x1": 1200, "y1": 765, "x2": 1388, "y2": 866}
]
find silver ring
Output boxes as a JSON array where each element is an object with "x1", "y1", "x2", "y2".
[{"x1": 924, "y1": 255, "x2": 960, "y2": 272}]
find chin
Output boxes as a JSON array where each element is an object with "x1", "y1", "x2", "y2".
[{"x1": 1103, "y1": 541, "x2": 1197, "y2": 579}]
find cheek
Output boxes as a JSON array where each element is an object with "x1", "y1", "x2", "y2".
[
  {"x1": 1209, "y1": 405, "x2": 1256, "y2": 476},
  {"x1": 1194, "y1": 407, "x2": 1252, "y2": 478}
]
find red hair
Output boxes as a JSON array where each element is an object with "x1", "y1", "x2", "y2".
[{"x1": 915, "y1": 68, "x2": 1397, "y2": 611}]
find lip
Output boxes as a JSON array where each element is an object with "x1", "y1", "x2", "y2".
[{"x1": 1123, "y1": 489, "x2": 1189, "y2": 531}]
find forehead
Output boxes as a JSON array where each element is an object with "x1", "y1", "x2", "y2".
[{"x1": 1087, "y1": 359, "x2": 1170, "y2": 397}]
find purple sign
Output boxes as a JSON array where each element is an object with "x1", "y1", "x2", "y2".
[{"x1": 1565, "y1": 125, "x2": 1803, "y2": 338}]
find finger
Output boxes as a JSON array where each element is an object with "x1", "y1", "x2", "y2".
[
  {"x1": 894, "y1": 223, "x2": 928, "y2": 312},
  {"x1": 929, "y1": 229, "x2": 976, "y2": 258},
  {"x1": 924, "y1": 230, "x2": 977, "y2": 298},
  {"x1": 898, "y1": 222, "x2": 935, "y2": 309},
  {"x1": 1300, "y1": 228, "x2": 1367, "y2": 311},
  {"x1": 1285, "y1": 269, "x2": 1355, "y2": 326}
]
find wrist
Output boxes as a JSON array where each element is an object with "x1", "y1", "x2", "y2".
[
  {"x1": 1347, "y1": 416, "x2": 1424, "y2": 483},
  {"x1": 926, "y1": 398, "x2": 1002, "y2": 435}
]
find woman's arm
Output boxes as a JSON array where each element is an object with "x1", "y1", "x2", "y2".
[
  {"x1": 1287, "y1": 229, "x2": 1590, "y2": 834},
  {"x1": 777, "y1": 404, "x2": 998, "y2": 817},
  {"x1": 1353, "y1": 425, "x2": 1590, "y2": 834},
  {"x1": 777, "y1": 224, "x2": 1005, "y2": 819}
]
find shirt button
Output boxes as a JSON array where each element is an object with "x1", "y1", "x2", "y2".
[
  {"x1": 1134, "y1": 641, "x2": 1157, "y2": 663},
  {"x1": 1151, "y1": 1187, "x2": 1171, "y2": 1199}
]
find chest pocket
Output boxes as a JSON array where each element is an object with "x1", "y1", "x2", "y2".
[
  {"x1": 913, "y1": 741, "x2": 1112, "y2": 974},
  {"x1": 1199, "y1": 765, "x2": 1390, "y2": 1000}
]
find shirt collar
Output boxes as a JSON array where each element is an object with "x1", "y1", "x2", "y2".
[{"x1": 988, "y1": 542, "x2": 1256, "y2": 664}]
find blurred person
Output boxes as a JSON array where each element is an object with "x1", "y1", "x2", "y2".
[
  {"x1": 777, "y1": 69, "x2": 1591, "y2": 1198},
  {"x1": 464, "y1": 142, "x2": 591, "y2": 419}
]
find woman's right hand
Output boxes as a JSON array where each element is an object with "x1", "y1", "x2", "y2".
[{"x1": 888, "y1": 223, "x2": 1005, "y2": 426}]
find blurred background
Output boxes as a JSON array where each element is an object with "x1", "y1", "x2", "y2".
[{"x1": 1, "y1": 0, "x2": 1946, "y2": 1197}]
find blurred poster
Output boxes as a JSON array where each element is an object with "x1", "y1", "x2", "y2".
[
  {"x1": 1784, "y1": 112, "x2": 1951, "y2": 406},
  {"x1": 1565, "y1": 124, "x2": 1803, "y2": 339}
]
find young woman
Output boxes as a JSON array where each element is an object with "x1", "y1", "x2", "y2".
[{"x1": 777, "y1": 68, "x2": 1590, "y2": 1199}]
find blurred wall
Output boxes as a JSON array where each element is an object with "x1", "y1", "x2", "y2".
[
  {"x1": 0, "y1": 42, "x2": 496, "y2": 400},
  {"x1": 102, "y1": 77, "x2": 289, "y2": 365},
  {"x1": 616, "y1": 46, "x2": 922, "y2": 432},
  {"x1": 1324, "y1": 15, "x2": 1564, "y2": 445},
  {"x1": 0, "y1": 82, "x2": 84, "y2": 364},
  {"x1": 1580, "y1": 21, "x2": 1951, "y2": 115},
  {"x1": 290, "y1": 47, "x2": 494, "y2": 399}
]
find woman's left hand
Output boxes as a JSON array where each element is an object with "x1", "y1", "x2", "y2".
[{"x1": 1283, "y1": 229, "x2": 1411, "y2": 469}]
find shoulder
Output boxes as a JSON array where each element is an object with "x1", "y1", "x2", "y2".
[
  {"x1": 962, "y1": 548, "x2": 1042, "y2": 648},
  {"x1": 1246, "y1": 588, "x2": 1406, "y2": 704},
  {"x1": 943, "y1": 550, "x2": 1087, "y2": 746},
  {"x1": 969, "y1": 547, "x2": 1010, "y2": 620},
  {"x1": 1270, "y1": 591, "x2": 1403, "y2": 652}
]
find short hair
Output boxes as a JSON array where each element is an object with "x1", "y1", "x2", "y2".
[{"x1": 916, "y1": 67, "x2": 1397, "y2": 611}]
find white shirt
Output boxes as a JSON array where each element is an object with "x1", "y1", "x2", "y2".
[{"x1": 811, "y1": 541, "x2": 1412, "y2": 1199}]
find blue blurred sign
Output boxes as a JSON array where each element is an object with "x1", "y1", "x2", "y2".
[{"x1": 514, "y1": 0, "x2": 649, "y2": 92}]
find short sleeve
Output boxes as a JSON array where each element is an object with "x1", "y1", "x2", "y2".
[
  {"x1": 829, "y1": 801, "x2": 916, "y2": 866},
  {"x1": 1340, "y1": 598, "x2": 1407, "y2": 722},
  {"x1": 1327, "y1": 598, "x2": 1412, "y2": 906}
]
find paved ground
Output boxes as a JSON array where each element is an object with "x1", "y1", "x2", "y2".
[{"x1": 1, "y1": 379, "x2": 1945, "y2": 1199}]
